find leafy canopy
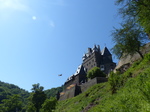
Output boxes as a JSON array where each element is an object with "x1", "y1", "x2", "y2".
[
  {"x1": 116, "y1": 0, "x2": 150, "y2": 35},
  {"x1": 0, "y1": 94, "x2": 23, "y2": 112},
  {"x1": 112, "y1": 20, "x2": 148, "y2": 59},
  {"x1": 41, "y1": 97, "x2": 57, "y2": 112},
  {"x1": 28, "y1": 83, "x2": 47, "y2": 112}
]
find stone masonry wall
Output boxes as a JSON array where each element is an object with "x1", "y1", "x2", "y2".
[
  {"x1": 59, "y1": 77, "x2": 107, "y2": 101},
  {"x1": 80, "y1": 77, "x2": 107, "y2": 92}
]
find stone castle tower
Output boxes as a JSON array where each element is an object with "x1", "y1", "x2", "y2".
[{"x1": 82, "y1": 45, "x2": 116, "y2": 74}]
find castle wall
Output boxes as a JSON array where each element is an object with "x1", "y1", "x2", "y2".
[
  {"x1": 64, "y1": 75, "x2": 79, "y2": 90},
  {"x1": 59, "y1": 85, "x2": 76, "y2": 101},
  {"x1": 59, "y1": 77, "x2": 107, "y2": 101},
  {"x1": 59, "y1": 84, "x2": 81, "y2": 101},
  {"x1": 80, "y1": 77, "x2": 107, "y2": 92}
]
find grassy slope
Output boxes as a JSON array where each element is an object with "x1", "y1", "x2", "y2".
[{"x1": 54, "y1": 53, "x2": 150, "y2": 112}]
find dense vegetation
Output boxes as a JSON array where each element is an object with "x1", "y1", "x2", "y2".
[
  {"x1": 44, "y1": 85, "x2": 63, "y2": 98},
  {"x1": 111, "y1": 0, "x2": 149, "y2": 59},
  {"x1": 0, "y1": 81, "x2": 63, "y2": 111},
  {"x1": 0, "y1": 81, "x2": 29, "y2": 104},
  {"x1": 116, "y1": 0, "x2": 150, "y2": 35},
  {"x1": 87, "y1": 67, "x2": 106, "y2": 79},
  {"x1": 54, "y1": 53, "x2": 150, "y2": 112}
]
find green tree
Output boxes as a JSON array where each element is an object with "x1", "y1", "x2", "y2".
[
  {"x1": 116, "y1": 0, "x2": 150, "y2": 35},
  {"x1": 28, "y1": 83, "x2": 47, "y2": 112},
  {"x1": 26, "y1": 102, "x2": 36, "y2": 112},
  {"x1": 111, "y1": 20, "x2": 148, "y2": 59},
  {"x1": 41, "y1": 97, "x2": 57, "y2": 112},
  {"x1": 44, "y1": 85, "x2": 63, "y2": 98},
  {"x1": 0, "y1": 94, "x2": 23, "y2": 112},
  {"x1": 87, "y1": 67, "x2": 106, "y2": 79}
]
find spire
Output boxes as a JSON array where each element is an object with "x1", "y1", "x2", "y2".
[
  {"x1": 101, "y1": 47, "x2": 111, "y2": 56},
  {"x1": 92, "y1": 44, "x2": 97, "y2": 52},
  {"x1": 97, "y1": 45, "x2": 100, "y2": 53}
]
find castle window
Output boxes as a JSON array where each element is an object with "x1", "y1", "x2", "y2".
[{"x1": 100, "y1": 65, "x2": 105, "y2": 71}]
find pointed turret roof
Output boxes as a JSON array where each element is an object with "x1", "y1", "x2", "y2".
[
  {"x1": 101, "y1": 47, "x2": 111, "y2": 56},
  {"x1": 74, "y1": 65, "x2": 86, "y2": 76}
]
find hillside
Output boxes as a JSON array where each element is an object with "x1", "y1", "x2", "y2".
[
  {"x1": 0, "y1": 81, "x2": 29, "y2": 104},
  {"x1": 44, "y1": 85, "x2": 63, "y2": 98},
  {"x1": 54, "y1": 53, "x2": 150, "y2": 112},
  {"x1": 0, "y1": 81, "x2": 63, "y2": 102}
]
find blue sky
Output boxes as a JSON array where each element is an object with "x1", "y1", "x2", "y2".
[{"x1": 0, "y1": 0, "x2": 121, "y2": 91}]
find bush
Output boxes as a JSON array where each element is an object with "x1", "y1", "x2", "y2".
[
  {"x1": 108, "y1": 71, "x2": 121, "y2": 94},
  {"x1": 87, "y1": 67, "x2": 106, "y2": 79}
]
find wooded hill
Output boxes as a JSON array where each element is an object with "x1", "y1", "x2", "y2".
[
  {"x1": 0, "y1": 81, "x2": 63, "y2": 104},
  {"x1": 0, "y1": 81, "x2": 29, "y2": 104}
]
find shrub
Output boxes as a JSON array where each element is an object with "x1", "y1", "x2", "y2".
[
  {"x1": 108, "y1": 71, "x2": 121, "y2": 94},
  {"x1": 87, "y1": 67, "x2": 106, "y2": 79}
]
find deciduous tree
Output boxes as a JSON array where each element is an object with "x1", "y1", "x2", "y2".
[
  {"x1": 111, "y1": 20, "x2": 148, "y2": 59},
  {"x1": 41, "y1": 97, "x2": 57, "y2": 112},
  {"x1": 29, "y1": 83, "x2": 47, "y2": 112},
  {"x1": 116, "y1": 0, "x2": 150, "y2": 35},
  {"x1": 0, "y1": 94, "x2": 23, "y2": 112}
]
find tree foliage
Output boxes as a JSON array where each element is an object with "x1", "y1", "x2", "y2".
[
  {"x1": 116, "y1": 0, "x2": 150, "y2": 35},
  {"x1": 87, "y1": 67, "x2": 106, "y2": 79},
  {"x1": 112, "y1": 20, "x2": 148, "y2": 59},
  {"x1": 44, "y1": 86, "x2": 63, "y2": 98},
  {"x1": 41, "y1": 97, "x2": 57, "y2": 112},
  {"x1": 28, "y1": 83, "x2": 47, "y2": 112},
  {"x1": 0, "y1": 94, "x2": 23, "y2": 112},
  {"x1": 0, "y1": 81, "x2": 29, "y2": 105}
]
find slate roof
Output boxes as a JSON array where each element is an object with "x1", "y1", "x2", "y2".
[
  {"x1": 74, "y1": 65, "x2": 86, "y2": 76},
  {"x1": 101, "y1": 47, "x2": 111, "y2": 56}
]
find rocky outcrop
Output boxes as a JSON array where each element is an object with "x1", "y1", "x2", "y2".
[{"x1": 114, "y1": 42, "x2": 150, "y2": 73}]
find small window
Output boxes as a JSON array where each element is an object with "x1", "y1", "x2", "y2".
[
  {"x1": 100, "y1": 65, "x2": 105, "y2": 71},
  {"x1": 101, "y1": 65, "x2": 104, "y2": 68}
]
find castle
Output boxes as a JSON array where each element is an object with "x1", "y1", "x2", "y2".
[
  {"x1": 82, "y1": 45, "x2": 116, "y2": 74},
  {"x1": 58, "y1": 45, "x2": 116, "y2": 100}
]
